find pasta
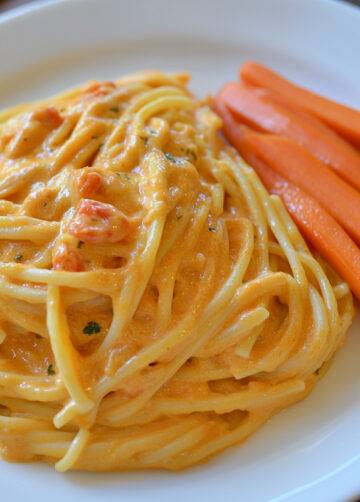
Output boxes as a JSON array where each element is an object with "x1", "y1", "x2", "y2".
[{"x1": 0, "y1": 71, "x2": 354, "y2": 472}]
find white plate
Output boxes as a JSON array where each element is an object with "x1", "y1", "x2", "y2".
[{"x1": 1, "y1": 0, "x2": 360, "y2": 500}]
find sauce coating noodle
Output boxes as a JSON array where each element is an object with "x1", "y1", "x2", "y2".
[{"x1": 0, "y1": 71, "x2": 353, "y2": 471}]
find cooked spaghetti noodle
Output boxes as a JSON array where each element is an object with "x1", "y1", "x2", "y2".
[{"x1": 0, "y1": 71, "x2": 354, "y2": 471}]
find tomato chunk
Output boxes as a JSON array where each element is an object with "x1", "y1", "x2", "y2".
[
  {"x1": 78, "y1": 171, "x2": 103, "y2": 197},
  {"x1": 33, "y1": 107, "x2": 63, "y2": 128},
  {"x1": 84, "y1": 81, "x2": 116, "y2": 99},
  {"x1": 52, "y1": 243, "x2": 84, "y2": 272},
  {"x1": 68, "y1": 199, "x2": 130, "y2": 244}
]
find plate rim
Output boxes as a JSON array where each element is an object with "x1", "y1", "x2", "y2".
[
  {"x1": 1, "y1": 0, "x2": 360, "y2": 25},
  {"x1": 0, "y1": 1, "x2": 360, "y2": 501}
]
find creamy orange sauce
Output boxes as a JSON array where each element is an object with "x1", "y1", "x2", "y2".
[{"x1": 0, "y1": 71, "x2": 354, "y2": 472}]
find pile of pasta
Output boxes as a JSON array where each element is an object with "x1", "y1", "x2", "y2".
[{"x1": 0, "y1": 71, "x2": 353, "y2": 472}]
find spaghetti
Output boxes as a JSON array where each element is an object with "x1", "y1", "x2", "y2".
[{"x1": 0, "y1": 71, "x2": 354, "y2": 471}]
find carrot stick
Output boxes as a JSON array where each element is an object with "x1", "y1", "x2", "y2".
[
  {"x1": 240, "y1": 61, "x2": 360, "y2": 147},
  {"x1": 213, "y1": 95, "x2": 245, "y2": 151},
  {"x1": 213, "y1": 97, "x2": 360, "y2": 300},
  {"x1": 254, "y1": 160, "x2": 360, "y2": 300},
  {"x1": 230, "y1": 125, "x2": 360, "y2": 245},
  {"x1": 218, "y1": 82, "x2": 360, "y2": 190}
]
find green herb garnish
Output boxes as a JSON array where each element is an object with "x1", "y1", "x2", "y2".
[
  {"x1": 47, "y1": 364, "x2": 55, "y2": 375},
  {"x1": 208, "y1": 226, "x2": 217, "y2": 233},
  {"x1": 83, "y1": 320, "x2": 101, "y2": 335},
  {"x1": 148, "y1": 128, "x2": 157, "y2": 135},
  {"x1": 109, "y1": 106, "x2": 119, "y2": 113},
  {"x1": 116, "y1": 172, "x2": 131, "y2": 181},
  {"x1": 176, "y1": 214, "x2": 183, "y2": 220},
  {"x1": 165, "y1": 152, "x2": 177, "y2": 163},
  {"x1": 315, "y1": 368, "x2": 321, "y2": 375},
  {"x1": 14, "y1": 254, "x2": 23, "y2": 262}
]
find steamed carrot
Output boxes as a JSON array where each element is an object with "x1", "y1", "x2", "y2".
[
  {"x1": 229, "y1": 125, "x2": 360, "y2": 245},
  {"x1": 218, "y1": 82, "x2": 360, "y2": 190},
  {"x1": 240, "y1": 62, "x2": 360, "y2": 147},
  {"x1": 213, "y1": 95, "x2": 245, "y2": 153},
  {"x1": 213, "y1": 97, "x2": 360, "y2": 300},
  {"x1": 254, "y1": 159, "x2": 360, "y2": 301}
]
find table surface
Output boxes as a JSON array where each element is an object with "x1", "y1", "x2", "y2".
[{"x1": 0, "y1": 0, "x2": 360, "y2": 13}]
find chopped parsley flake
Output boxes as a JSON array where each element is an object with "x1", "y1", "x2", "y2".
[
  {"x1": 116, "y1": 172, "x2": 131, "y2": 181},
  {"x1": 77, "y1": 240, "x2": 84, "y2": 249},
  {"x1": 148, "y1": 128, "x2": 157, "y2": 135},
  {"x1": 315, "y1": 368, "x2": 321, "y2": 375},
  {"x1": 208, "y1": 226, "x2": 217, "y2": 233},
  {"x1": 139, "y1": 135, "x2": 148, "y2": 142},
  {"x1": 176, "y1": 214, "x2": 183, "y2": 220},
  {"x1": 165, "y1": 152, "x2": 177, "y2": 163},
  {"x1": 83, "y1": 320, "x2": 101, "y2": 335},
  {"x1": 109, "y1": 106, "x2": 119, "y2": 113},
  {"x1": 47, "y1": 364, "x2": 55, "y2": 375},
  {"x1": 14, "y1": 254, "x2": 23, "y2": 262}
]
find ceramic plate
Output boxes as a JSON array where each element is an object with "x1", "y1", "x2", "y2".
[{"x1": 0, "y1": 1, "x2": 360, "y2": 500}]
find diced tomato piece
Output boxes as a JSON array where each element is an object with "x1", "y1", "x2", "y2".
[
  {"x1": 33, "y1": 107, "x2": 63, "y2": 128},
  {"x1": 84, "y1": 81, "x2": 116, "y2": 99},
  {"x1": 78, "y1": 171, "x2": 103, "y2": 197},
  {"x1": 52, "y1": 243, "x2": 84, "y2": 272},
  {"x1": 68, "y1": 199, "x2": 130, "y2": 244}
]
